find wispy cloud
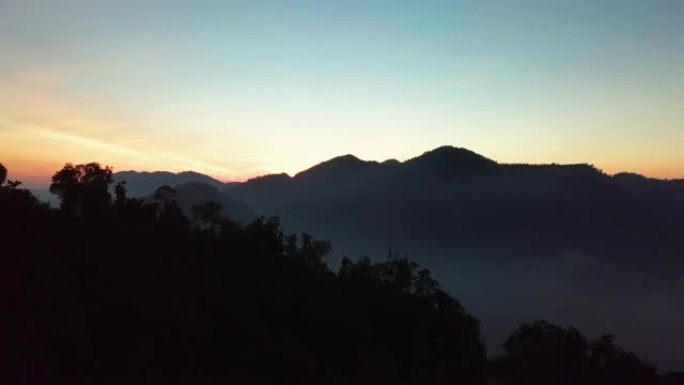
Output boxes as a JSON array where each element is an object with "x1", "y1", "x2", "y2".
[{"x1": 0, "y1": 69, "x2": 241, "y2": 182}]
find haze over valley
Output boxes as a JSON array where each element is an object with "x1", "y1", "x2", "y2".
[
  {"x1": 26, "y1": 146, "x2": 684, "y2": 370},
  {"x1": 3, "y1": 0, "x2": 683, "y2": 383}
]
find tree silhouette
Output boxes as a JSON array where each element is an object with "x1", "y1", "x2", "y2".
[
  {"x1": 49, "y1": 162, "x2": 113, "y2": 218},
  {"x1": 191, "y1": 199, "x2": 223, "y2": 231},
  {"x1": 5, "y1": 180, "x2": 21, "y2": 189},
  {"x1": 3, "y1": 161, "x2": 675, "y2": 385},
  {"x1": 0, "y1": 163, "x2": 22, "y2": 189},
  {"x1": 151, "y1": 184, "x2": 188, "y2": 230},
  {"x1": 493, "y1": 319, "x2": 657, "y2": 384},
  {"x1": 501, "y1": 319, "x2": 588, "y2": 383},
  {"x1": 589, "y1": 333, "x2": 657, "y2": 383},
  {"x1": 153, "y1": 184, "x2": 176, "y2": 205},
  {"x1": 299, "y1": 232, "x2": 332, "y2": 269},
  {"x1": 0, "y1": 164, "x2": 38, "y2": 218},
  {"x1": 337, "y1": 255, "x2": 485, "y2": 382},
  {"x1": 0, "y1": 163, "x2": 6, "y2": 185},
  {"x1": 114, "y1": 180, "x2": 127, "y2": 207}
]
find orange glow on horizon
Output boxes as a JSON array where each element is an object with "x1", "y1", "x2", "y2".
[
  {"x1": 1, "y1": 66, "x2": 682, "y2": 188},
  {"x1": 4, "y1": 151, "x2": 683, "y2": 191}
]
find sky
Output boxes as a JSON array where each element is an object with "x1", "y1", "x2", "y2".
[{"x1": 1, "y1": 0, "x2": 683, "y2": 187}]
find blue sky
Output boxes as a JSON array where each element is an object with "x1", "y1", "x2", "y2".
[{"x1": 1, "y1": 0, "x2": 683, "y2": 183}]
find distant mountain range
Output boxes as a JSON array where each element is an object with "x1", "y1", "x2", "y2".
[
  {"x1": 113, "y1": 170, "x2": 238, "y2": 197},
  {"x1": 222, "y1": 146, "x2": 684, "y2": 370},
  {"x1": 31, "y1": 170, "x2": 241, "y2": 212},
  {"x1": 171, "y1": 182, "x2": 254, "y2": 223},
  {"x1": 28, "y1": 146, "x2": 684, "y2": 369},
  {"x1": 226, "y1": 146, "x2": 684, "y2": 273},
  {"x1": 112, "y1": 171, "x2": 251, "y2": 222}
]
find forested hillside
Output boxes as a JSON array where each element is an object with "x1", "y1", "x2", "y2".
[{"x1": 0, "y1": 162, "x2": 674, "y2": 384}]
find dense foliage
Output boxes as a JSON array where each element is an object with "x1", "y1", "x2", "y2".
[
  {"x1": 1, "y1": 163, "x2": 484, "y2": 385},
  {"x1": 491, "y1": 320, "x2": 657, "y2": 384},
  {"x1": 0, "y1": 162, "x2": 675, "y2": 384}
]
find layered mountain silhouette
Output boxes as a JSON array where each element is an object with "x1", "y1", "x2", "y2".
[
  {"x1": 113, "y1": 170, "x2": 237, "y2": 197},
  {"x1": 29, "y1": 146, "x2": 684, "y2": 369},
  {"x1": 111, "y1": 171, "x2": 252, "y2": 222},
  {"x1": 171, "y1": 182, "x2": 255, "y2": 223},
  {"x1": 225, "y1": 146, "x2": 683, "y2": 272},
  {"x1": 221, "y1": 146, "x2": 684, "y2": 275},
  {"x1": 33, "y1": 170, "x2": 242, "y2": 212},
  {"x1": 219, "y1": 146, "x2": 684, "y2": 370}
]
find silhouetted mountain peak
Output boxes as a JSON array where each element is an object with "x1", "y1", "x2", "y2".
[
  {"x1": 331, "y1": 154, "x2": 362, "y2": 163},
  {"x1": 381, "y1": 158, "x2": 401, "y2": 166},
  {"x1": 244, "y1": 173, "x2": 291, "y2": 184},
  {"x1": 614, "y1": 172, "x2": 649, "y2": 181},
  {"x1": 405, "y1": 146, "x2": 497, "y2": 173},
  {"x1": 114, "y1": 170, "x2": 227, "y2": 197},
  {"x1": 294, "y1": 154, "x2": 378, "y2": 179},
  {"x1": 175, "y1": 181, "x2": 220, "y2": 194},
  {"x1": 177, "y1": 170, "x2": 213, "y2": 179},
  {"x1": 415, "y1": 146, "x2": 495, "y2": 162}
]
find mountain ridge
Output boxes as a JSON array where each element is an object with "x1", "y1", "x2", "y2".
[
  {"x1": 21, "y1": 145, "x2": 684, "y2": 369},
  {"x1": 219, "y1": 145, "x2": 684, "y2": 370},
  {"x1": 113, "y1": 170, "x2": 237, "y2": 197}
]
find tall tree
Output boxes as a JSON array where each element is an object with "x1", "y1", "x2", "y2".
[
  {"x1": 0, "y1": 163, "x2": 6, "y2": 186},
  {"x1": 114, "y1": 181, "x2": 127, "y2": 207},
  {"x1": 495, "y1": 320, "x2": 656, "y2": 384},
  {"x1": 191, "y1": 200, "x2": 223, "y2": 231},
  {"x1": 153, "y1": 184, "x2": 176, "y2": 206},
  {"x1": 50, "y1": 162, "x2": 113, "y2": 218},
  {"x1": 153, "y1": 184, "x2": 188, "y2": 228},
  {"x1": 502, "y1": 320, "x2": 588, "y2": 382}
]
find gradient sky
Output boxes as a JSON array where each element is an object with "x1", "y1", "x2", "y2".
[{"x1": 1, "y1": 0, "x2": 683, "y2": 187}]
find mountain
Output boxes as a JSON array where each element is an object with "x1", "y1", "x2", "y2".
[
  {"x1": 29, "y1": 189, "x2": 60, "y2": 207},
  {"x1": 23, "y1": 147, "x2": 684, "y2": 369},
  {"x1": 402, "y1": 145, "x2": 498, "y2": 174},
  {"x1": 31, "y1": 171, "x2": 248, "y2": 216},
  {"x1": 294, "y1": 154, "x2": 381, "y2": 180},
  {"x1": 227, "y1": 146, "x2": 684, "y2": 266},
  {"x1": 224, "y1": 145, "x2": 684, "y2": 370},
  {"x1": 173, "y1": 182, "x2": 255, "y2": 223},
  {"x1": 114, "y1": 170, "x2": 235, "y2": 197}
]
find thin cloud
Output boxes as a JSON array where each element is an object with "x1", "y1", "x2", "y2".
[
  {"x1": 0, "y1": 70, "x2": 234, "y2": 180},
  {"x1": 32, "y1": 128, "x2": 154, "y2": 161}
]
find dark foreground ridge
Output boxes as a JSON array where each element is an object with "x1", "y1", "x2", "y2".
[{"x1": 1, "y1": 161, "x2": 681, "y2": 384}]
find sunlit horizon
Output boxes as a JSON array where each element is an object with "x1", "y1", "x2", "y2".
[
  {"x1": 7, "y1": 143, "x2": 684, "y2": 190},
  {"x1": 2, "y1": 0, "x2": 683, "y2": 187}
]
